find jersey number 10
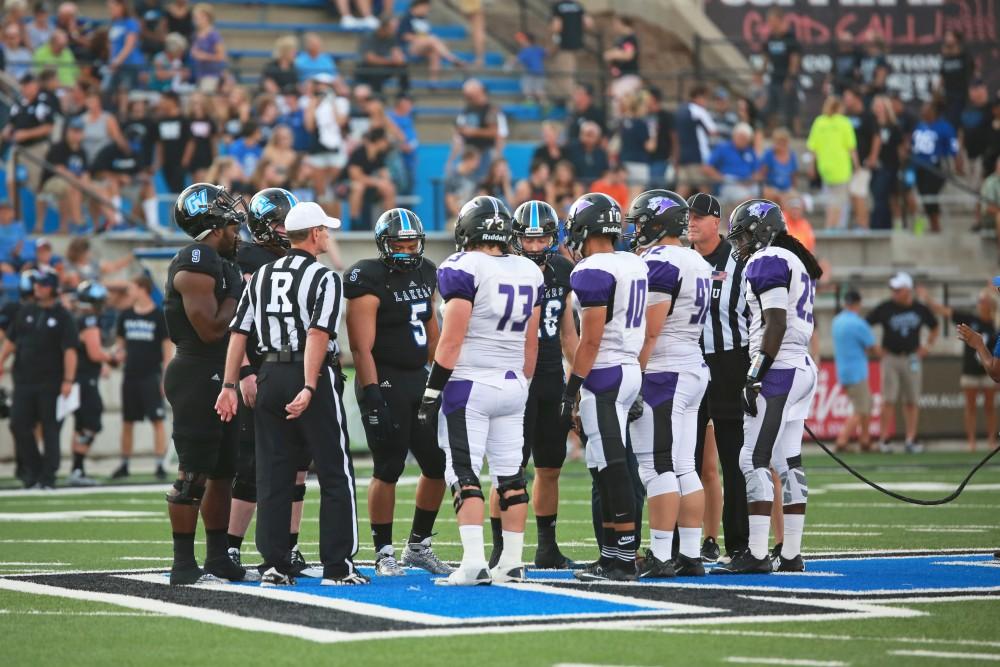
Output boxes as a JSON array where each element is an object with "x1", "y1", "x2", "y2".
[{"x1": 624, "y1": 279, "x2": 647, "y2": 329}]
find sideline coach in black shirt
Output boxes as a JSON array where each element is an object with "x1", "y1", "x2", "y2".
[
  {"x1": 217, "y1": 201, "x2": 366, "y2": 586},
  {"x1": 0, "y1": 270, "x2": 77, "y2": 488}
]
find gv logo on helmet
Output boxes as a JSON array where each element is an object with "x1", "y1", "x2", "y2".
[
  {"x1": 250, "y1": 196, "x2": 277, "y2": 218},
  {"x1": 183, "y1": 189, "x2": 210, "y2": 216}
]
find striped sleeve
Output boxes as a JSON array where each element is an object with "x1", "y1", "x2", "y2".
[
  {"x1": 309, "y1": 270, "x2": 343, "y2": 335},
  {"x1": 230, "y1": 270, "x2": 257, "y2": 334}
]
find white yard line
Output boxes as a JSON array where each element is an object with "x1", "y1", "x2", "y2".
[
  {"x1": 888, "y1": 650, "x2": 1000, "y2": 662},
  {"x1": 0, "y1": 609, "x2": 158, "y2": 617},
  {"x1": 626, "y1": 627, "x2": 1000, "y2": 649},
  {"x1": 723, "y1": 658, "x2": 848, "y2": 667},
  {"x1": 0, "y1": 511, "x2": 161, "y2": 521}
]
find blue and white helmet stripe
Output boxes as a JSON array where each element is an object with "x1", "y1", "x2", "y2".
[
  {"x1": 399, "y1": 208, "x2": 412, "y2": 231},
  {"x1": 529, "y1": 201, "x2": 540, "y2": 229}
]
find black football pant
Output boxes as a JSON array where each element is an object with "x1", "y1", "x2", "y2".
[
  {"x1": 254, "y1": 361, "x2": 358, "y2": 578},
  {"x1": 10, "y1": 382, "x2": 63, "y2": 487}
]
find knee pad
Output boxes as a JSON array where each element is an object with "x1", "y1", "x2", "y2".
[
  {"x1": 744, "y1": 467, "x2": 774, "y2": 504},
  {"x1": 677, "y1": 471, "x2": 704, "y2": 497},
  {"x1": 373, "y1": 454, "x2": 406, "y2": 484},
  {"x1": 166, "y1": 472, "x2": 207, "y2": 505},
  {"x1": 602, "y1": 463, "x2": 635, "y2": 522},
  {"x1": 780, "y1": 466, "x2": 808, "y2": 506},
  {"x1": 646, "y1": 471, "x2": 678, "y2": 498},
  {"x1": 496, "y1": 472, "x2": 529, "y2": 511},
  {"x1": 293, "y1": 483, "x2": 307, "y2": 502},
  {"x1": 75, "y1": 430, "x2": 96, "y2": 447},
  {"x1": 231, "y1": 478, "x2": 257, "y2": 503},
  {"x1": 450, "y1": 479, "x2": 484, "y2": 513}
]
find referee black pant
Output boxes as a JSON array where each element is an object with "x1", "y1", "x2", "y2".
[
  {"x1": 10, "y1": 382, "x2": 63, "y2": 488},
  {"x1": 254, "y1": 360, "x2": 358, "y2": 577},
  {"x1": 696, "y1": 347, "x2": 751, "y2": 556}
]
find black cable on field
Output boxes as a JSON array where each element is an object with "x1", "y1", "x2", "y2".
[{"x1": 805, "y1": 424, "x2": 1000, "y2": 506}]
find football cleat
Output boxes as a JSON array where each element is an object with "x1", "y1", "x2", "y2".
[
  {"x1": 170, "y1": 566, "x2": 225, "y2": 586},
  {"x1": 904, "y1": 440, "x2": 924, "y2": 454},
  {"x1": 773, "y1": 553, "x2": 805, "y2": 572},
  {"x1": 204, "y1": 555, "x2": 254, "y2": 582},
  {"x1": 770, "y1": 542, "x2": 783, "y2": 561},
  {"x1": 994, "y1": 550, "x2": 999, "y2": 560},
  {"x1": 878, "y1": 441, "x2": 894, "y2": 454},
  {"x1": 710, "y1": 551, "x2": 772, "y2": 575},
  {"x1": 375, "y1": 546, "x2": 406, "y2": 576},
  {"x1": 69, "y1": 469, "x2": 97, "y2": 487},
  {"x1": 672, "y1": 553, "x2": 706, "y2": 577},
  {"x1": 534, "y1": 544, "x2": 577, "y2": 570},
  {"x1": 260, "y1": 567, "x2": 295, "y2": 587},
  {"x1": 321, "y1": 570, "x2": 371, "y2": 586},
  {"x1": 573, "y1": 562, "x2": 637, "y2": 582},
  {"x1": 436, "y1": 565, "x2": 492, "y2": 586},
  {"x1": 701, "y1": 537, "x2": 721, "y2": 564},
  {"x1": 402, "y1": 538, "x2": 454, "y2": 574},
  {"x1": 110, "y1": 463, "x2": 130, "y2": 479},
  {"x1": 638, "y1": 553, "x2": 676, "y2": 579},
  {"x1": 490, "y1": 564, "x2": 526, "y2": 583},
  {"x1": 289, "y1": 544, "x2": 323, "y2": 578}
]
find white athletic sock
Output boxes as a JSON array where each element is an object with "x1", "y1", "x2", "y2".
[
  {"x1": 458, "y1": 524, "x2": 487, "y2": 570},
  {"x1": 111, "y1": 195, "x2": 123, "y2": 225},
  {"x1": 748, "y1": 515, "x2": 771, "y2": 560},
  {"x1": 497, "y1": 530, "x2": 524, "y2": 569},
  {"x1": 650, "y1": 529, "x2": 673, "y2": 562},
  {"x1": 678, "y1": 526, "x2": 702, "y2": 560},
  {"x1": 781, "y1": 514, "x2": 805, "y2": 559},
  {"x1": 142, "y1": 197, "x2": 159, "y2": 229}
]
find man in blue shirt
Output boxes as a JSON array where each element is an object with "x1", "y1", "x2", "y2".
[
  {"x1": 387, "y1": 95, "x2": 418, "y2": 195},
  {"x1": 911, "y1": 101, "x2": 957, "y2": 233},
  {"x1": 702, "y1": 122, "x2": 759, "y2": 205},
  {"x1": 832, "y1": 290, "x2": 879, "y2": 452},
  {"x1": 295, "y1": 33, "x2": 338, "y2": 83}
]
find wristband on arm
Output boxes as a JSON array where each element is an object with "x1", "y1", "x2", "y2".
[
  {"x1": 423, "y1": 362, "x2": 454, "y2": 399},
  {"x1": 747, "y1": 351, "x2": 774, "y2": 385},
  {"x1": 563, "y1": 373, "x2": 584, "y2": 400}
]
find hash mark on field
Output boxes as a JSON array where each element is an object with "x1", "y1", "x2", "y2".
[
  {"x1": 889, "y1": 650, "x2": 1000, "y2": 661},
  {"x1": 634, "y1": 627, "x2": 1000, "y2": 649},
  {"x1": 723, "y1": 657, "x2": 848, "y2": 666}
]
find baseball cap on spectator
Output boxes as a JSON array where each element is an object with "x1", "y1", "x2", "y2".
[
  {"x1": 888, "y1": 272, "x2": 913, "y2": 290},
  {"x1": 285, "y1": 202, "x2": 342, "y2": 232},
  {"x1": 688, "y1": 193, "x2": 721, "y2": 218},
  {"x1": 844, "y1": 289, "x2": 862, "y2": 305},
  {"x1": 36, "y1": 237, "x2": 52, "y2": 249}
]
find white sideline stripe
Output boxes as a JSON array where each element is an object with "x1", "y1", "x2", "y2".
[
  {"x1": 908, "y1": 527, "x2": 986, "y2": 533},
  {"x1": 553, "y1": 664, "x2": 650, "y2": 667},
  {"x1": 807, "y1": 532, "x2": 881, "y2": 537},
  {"x1": 0, "y1": 562, "x2": 68, "y2": 566},
  {"x1": 889, "y1": 650, "x2": 1000, "y2": 662},
  {"x1": 821, "y1": 502, "x2": 997, "y2": 510},
  {"x1": 824, "y1": 483, "x2": 1000, "y2": 492},
  {"x1": 0, "y1": 511, "x2": 161, "y2": 521},
  {"x1": 723, "y1": 658, "x2": 848, "y2": 667},
  {"x1": 0, "y1": 609, "x2": 157, "y2": 617},
  {"x1": 810, "y1": 524, "x2": 996, "y2": 530},
  {"x1": 627, "y1": 627, "x2": 1000, "y2": 649}
]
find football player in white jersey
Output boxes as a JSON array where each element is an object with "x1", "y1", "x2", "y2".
[
  {"x1": 627, "y1": 190, "x2": 712, "y2": 578},
  {"x1": 560, "y1": 192, "x2": 649, "y2": 582},
  {"x1": 712, "y1": 199, "x2": 822, "y2": 575},
  {"x1": 417, "y1": 196, "x2": 544, "y2": 586}
]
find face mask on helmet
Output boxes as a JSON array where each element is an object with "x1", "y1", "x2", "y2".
[{"x1": 376, "y1": 208, "x2": 426, "y2": 270}]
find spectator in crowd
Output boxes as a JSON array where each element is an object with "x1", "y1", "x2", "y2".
[
  {"x1": 3, "y1": 0, "x2": 30, "y2": 42},
  {"x1": 759, "y1": 126, "x2": 798, "y2": 200},
  {"x1": 709, "y1": 87, "x2": 738, "y2": 147},
  {"x1": 260, "y1": 35, "x2": 299, "y2": 94},
  {"x1": 260, "y1": 124, "x2": 304, "y2": 188},
  {"x1": 277, "y1": 86, "x2": 309, "y2": 151},
  {"x1": 616, "y1": 90, "x2": 652, "y2": 195},
  {"x1": 590, "y1": 164, "x2": 629, "y2": 209},
  {"x1": 182, "y1": 92, "x2": 215, "y2": 182},
  {"x1": 604, "y1": 14, "x2": 640, "y2": 107},
  {"x1": 4, "y1": 23, "x2": 34, "y2": 79},
  {"x1": 548, "y1": 0, "x2": 590, "y2": 106},
  {"x1": 227, "y1": 121, "x2": 264, "y2": 180},
  {"x1": 444, "y1": 146, "x2": 481, "y2": 223},
  {"x1": 866, "y1": 272, "x2": 939, "y2": 454},
  {"x1": 387, "y1": 95, "x2": 418, "y2": 195},
  {"x1": 26, "y1": 2, "x2": 54, "y2": 51},
  {"x1": 79, "y1": 84, "x2": 129, "y2": 165},
  {"x1": 150, "y1": 31, "x2": 188, "y2": 92},
  {"x1": 55, "y1": 2, "x2": 91, "y2": 62},
  {"x1": 565, "y1": 82, "x2": 606, "y2": 142},
  {"x1": 304, "y1": 73, "x2": 349, "y2": 212},
  {"x1": 982, "y1": 158, "x2": 1000, "y2": 255},
  {"x1": 919, "y1": 286, "x2": 998, "y2": 452},
  {"x1": 531, "y1": 120, "x2": 564, "y2": 172},
  {"x1": 345, "y1": 127, "x2": 395, "y2": 229},
  {"x1": 551, "y1": 158, "x2": 582, "y2": 203},
  {"x1": 512, "y1": 30, "x2": 545, "y2": 106},
  {"x1": 513, "y1": 159, "x2": 552, "y2": 207},
  {"x1": 135, "y1": 0, "x2": 166, "y2": 58},
  {"x1": 912, "y1": 100, "x2": 957, "y2": 234},
  {"x1": 453, "y1": 78, "x2": 500, "y2": 178},
  {"x1": 40, "y1": 117, "x2": 89, "y2": 234},
  {"x1": 477, "y1": 157, "x2": 514, "y2": 207},
  {"x1": 356, "y1": 17, "x2": 408, "y2": 94},
  {"x1": 565, "y1": 120, "x2": 609, "y2": 187},
  {"x1": 807, "y1": 95, "x2": 857, "y2": 229},
  {"x1": 781, "y1": 192, "x2": 815, "y2": 253},
  {"x1": 645, "y1": 86, "x2": 676, "y2": 189},
  {"x1": 346, "y1": 81, "x2": 374, "y2": 143},
  {"x1": 830, "y1": 30, "x2": 860, "y2": 95},
  {"x1": 33, "y1": 29, "x2": 79, "y2": 88},
  {"x1": 831, "y1": 290, "x2": 879, "y2": 453},
  {"x1": 959, "y1": 80, "x2": 992, "y2": 188},
  {"x1": 760, "y1": 7, "x2": 801, "y2": 133},
  {"x1": 295, "y1": 32, "x2": 337, "y2": 83},
  {"x1": 703, "y1": 122, "x2": 759, "y2": 204},
  {"x1": 938, "y1": 29, "x2": 974, "y2": 128},
  {"x1": 164, "y1": 0, "x2": 193, "y2": 41},
  {"x1": 107, "y1": 0, "x2": 144, "y2": 94},
  {"x1": 858, "y1": 31, "x2": 890, "y2": 100},
  {"x1": 5, "y1": 73, "x2": 58, "y2": 225},
  {"x1": 457, "y1": 0, "x2": 485, "y2": 68},
  {"x1": 152, "y1": 90, "x2": 189, "y2": 193},
  {"x1": 398, "y1": 0, "x2": 463, "y2": 83},
  {"x1": 0, "y1": 201, "x2": 27, "y2": 273},
  {"x1": 870, "y1": 94, "x2": 903, "y2": 230},
  {"x1": 332, "y1": 0, "x2": 379, "y2": 29},
  {"x1": 28, "y1": 237, "x2": 64, "y2": 278},
  {"x1": 844, "y1": 86, "x2": 879, "y2": 229},
  {"x1": 63, "y1": 237, "x2": 133, "y2": 287},
  {"x1": 674, "y1": 84, "x2": 716, "y2": 196},
  {"x1": 189, "y1": 2, "x2": 226, "y2": 87}
]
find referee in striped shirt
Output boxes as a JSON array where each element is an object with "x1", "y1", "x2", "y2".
[
  {"x1": 216, "y1": 202, "x2": 366, "y2": 586},
  {"x1": 687, "y1": 193, "x2": 751, "y2": 561}
]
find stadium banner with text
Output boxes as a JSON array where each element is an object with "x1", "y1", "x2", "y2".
[
  {"x1": 703, "y1": 0, "x2": 1000, "y2": 104},
  {"x1": 808, "y1": 356, "x2": 990, "y2": 441}
]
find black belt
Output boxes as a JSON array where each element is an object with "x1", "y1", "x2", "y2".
[{"x1": 263, "y1": 351, "x2": 340, "y2": 368}]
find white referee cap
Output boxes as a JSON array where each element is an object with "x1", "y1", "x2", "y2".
[
  {"x1": 285, "y1": 202, "x2": 342, "y2": 232},
  {"x1": 888, "y1": 271, "x2": 913, "y2": 290}
]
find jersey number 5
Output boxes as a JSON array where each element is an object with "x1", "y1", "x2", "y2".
[{"x1": 409, "y1": 302, "x2": 428, "y2": 346}]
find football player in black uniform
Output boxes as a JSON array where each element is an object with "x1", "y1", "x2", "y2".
[
  {"x1": 488, "y1": 200, "x2": 579, "y2": 569},
  {"x1": 225, "y1": 187, "x2": 320, "y2": 577},
  {"x1": 345, "y1": 208, "x2": 452, "y2": 576},
  {"x1": 69, "y1": 281, "x2": 113, "y2": 486},
  {"x1": 164, "y1": 183, "x2": 254, "y2": 585}
]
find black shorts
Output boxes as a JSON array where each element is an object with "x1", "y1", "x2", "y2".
[
  {"x1": 361, "y1": 365, "x2": 444, "y2": 483},
  {"x1": 915, "y1": 166, "x2": 945, "y2": 216},
  {"x1": 74, "y1": 377, "x2": 103, "y2": 435},
  {"x1": 522, "y1": 371, "x2": 569, "y2": 469},
  {"x1": 122, "y1": 374, "x2": 165, "y2": 423},
  {"x1": 164, "y1": 355, "x2": 238, "y2": 478}
]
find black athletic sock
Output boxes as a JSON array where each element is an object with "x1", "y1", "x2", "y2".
[
  {"x1": 490, "y1": 516, "x2": 503, "y2": 550},
  {"x1": 536, "y1": 514, "x2": 557, "y2": 547},
  {"x1": 205, "y1": 528, "x2": 228, "y2": 562},
  {"x1": 172, "y1": 532, "x2": 197, "y2": 570},
  {"x1": 600, "y1": 526, "x2": 616, "y2": 566},
  {"x1": 289, "y1": 532, "x2": 299, "y2": 550},
  {"x1": 615, "y1": 530, "x2": 637, "y2": 568},
  {"x1": 371, "y1": 522, "x2": 392, "y2": 552},
  {"x1": 409, "y1": 507, "x2": 438, "y2": 544},
  {"x1": 72, "y1": 452, "x2": 85, "y2": 473},
  {"x1": 227, "y1": 533, "x2": 244, "y2": 550}
]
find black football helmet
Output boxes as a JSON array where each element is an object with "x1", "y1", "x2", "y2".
[
  {"x1": 76, "y1": 280, "x2": 108, "y2": 308},
  {"x1": 512, "y1": 200, "x2": 559, "y2": 265},
  {"x1": 172, "y1": 183, "x2": 246, "y2": 242},
  {"x1": 375, "y1": 208, "x2": 426, "y2": 270},
  {"x1": 248, "y1": 187, "x2": 297, "y2": 249},
  {"x1": 454, "y1": 196, "x2": 512, "y2": 251},
  {"x1": 626, "y1": 189, "x2": 689, "y2": 250},
  {"x1": 564, "y1": 192, "x2": 622, "y2": 253},
  {"x1": 727, "y1": 199, "x2": 787, "y2": 262}
]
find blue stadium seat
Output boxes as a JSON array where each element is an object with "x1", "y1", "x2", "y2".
[{"x1": 216, "y1": 21, "x2": 466, "y2": 40}]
